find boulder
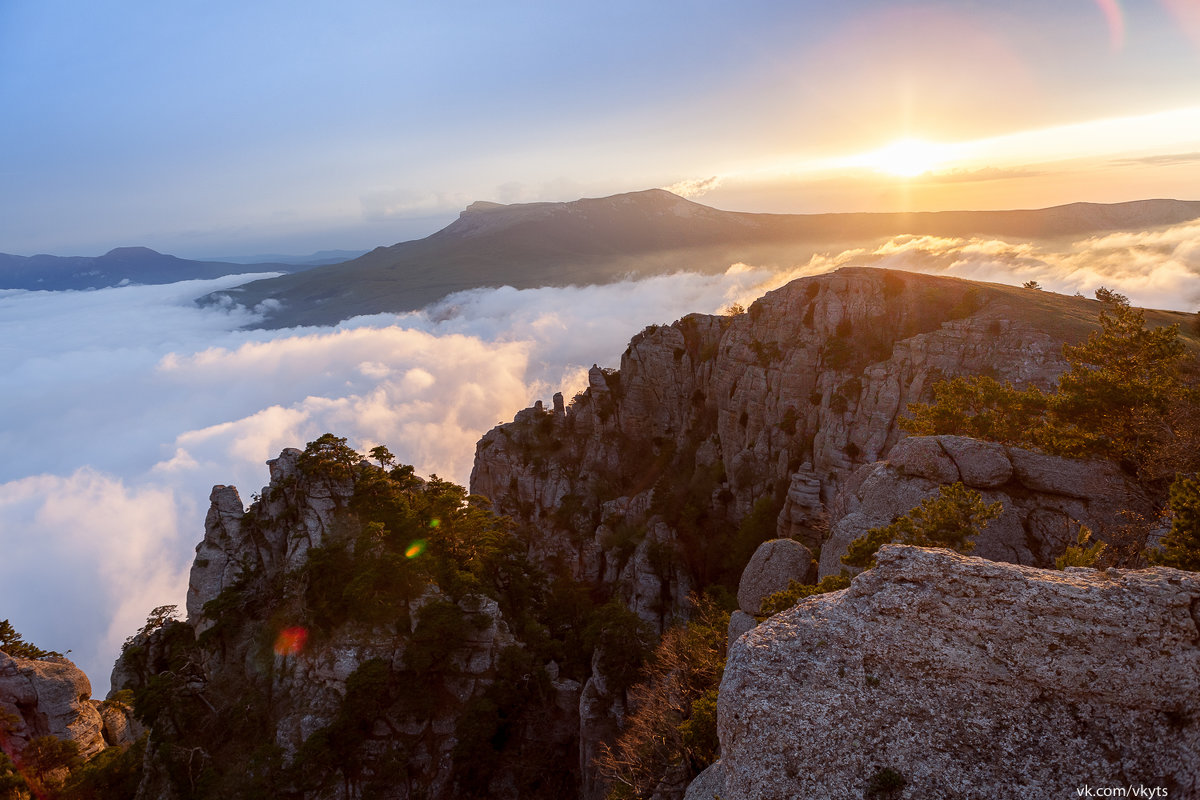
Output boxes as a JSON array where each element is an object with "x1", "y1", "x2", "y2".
[
  {"x1": 736, "y1": 539, "x2": 814, "y2": 615},
  {"x1": 726, "y1": 611, "x2": 756, "y2": 652},
  {"x1": 719, "y1": 545, "x2": 1200, "y2": 799},
  {"x1": 0, "y1": 651, "x2": 106, "y2": 760},
  {"x1": 682, "y1": 761, "x2": 727, "y2": 800},
  {"x1": 937, "y1": 435, "x2": 1012, "y2": 488}
]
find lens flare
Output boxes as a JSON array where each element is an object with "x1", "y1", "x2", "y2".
[
  {"x1": 406, "y1": 539, "x2": 427, "y2": 559},
  {"x1": 1093, "y1": 0, "x2": 1125, "y2": 51},
  {"x1": 428, "y1": 518, "x2": 440, "y2": 528},
  {"x1": 273, "y1": 626, "x2": 309, "y2": 656}
]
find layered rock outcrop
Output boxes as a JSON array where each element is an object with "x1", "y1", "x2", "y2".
[
  {"x1": 818, "y1": 435, "x2": 1152, "y2": 577},
  {"x1": 0, "y1": 650, "x2": 139, "y2": 763},
  {"x1": 472, "y1": 269, "x2": 1102, "y2": 797},
  {"x1": 713, "y1": 545, "x2": 1200, "y2": 799}
]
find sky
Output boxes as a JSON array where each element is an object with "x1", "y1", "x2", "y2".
[
  {"x1": 2, "y1": 0, "x2": 1200, "y2": 258},
  {"x1": 3, "y1": 1, "x2": 1200, "y2": 689}
]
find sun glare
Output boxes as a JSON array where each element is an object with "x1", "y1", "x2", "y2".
[{"x1": 859, "y1": 138, "x2": 948, "y2": 177}]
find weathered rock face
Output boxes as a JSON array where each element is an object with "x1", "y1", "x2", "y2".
[
  {"x1": 818, "y1": 435, "x2": 1151, "y2": 578},
  {"x1": 186, "y1": 447, "x2": 353, "y2": 631},
  {"x1": 714, "y1": 545, "x2": 1200, "y2": 799},
  {"x1": 472, "y1": 269, "x2": 1073, "y2": 613},
  {"x1": 116, "y1": 449, "x2": 582, "y2": 800},
  {"x1": 0, "y1": 650, "x2": 139, "y2": 763},
  {"x1": 472, "y1": 270, "x2": 1092, "y2": 799}
]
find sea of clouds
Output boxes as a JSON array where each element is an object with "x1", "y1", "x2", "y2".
[{"x1": 2, "y1": 222, "x2": 1198, "y2": 688}]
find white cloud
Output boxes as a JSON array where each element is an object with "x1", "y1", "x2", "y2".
[
  {"x1": 795, "y1": 220, "x2": 1200, "y2": 310},
  {"x1": 0, "y1": 470, "x2": 191, "y2": 692},
  {"x1": 663, "y1": 176, "x2": 723, "y2": 198},
  {"x1": 0, "y1": 266, "x2": 778, "y2": 688}
]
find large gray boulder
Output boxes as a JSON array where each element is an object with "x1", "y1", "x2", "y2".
[
  {"x1": 719, "y1": 545, "x2": 1200, "y2": 799},
  {"x1": 0, "y1": 650, "x2": 139, "y2": 762},
  {"x1": 737, "y1": 538, "x2": 814, "y2": 615}
]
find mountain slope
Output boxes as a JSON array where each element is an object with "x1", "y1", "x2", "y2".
[
  {"x1": 0, "y1": 246, "x2": 310, "y2": 291},
  {"x1": 207, "y1": 190, "x2": 1200, "y2": 328}
]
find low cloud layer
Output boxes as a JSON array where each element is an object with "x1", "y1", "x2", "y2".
[
  {"x1": 0, "y1": 268, "x2": 774, "y2": 686},
  {"x1": 794, "y1": 220, "x2": 1200, "y2": 311},
  {"x1": 2, "y1": 221, "x2": 1197, "y2": 688}
]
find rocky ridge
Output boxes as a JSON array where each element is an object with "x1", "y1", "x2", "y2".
[{"x1": 471, "y1": 268, "x2": 1076, "y2": 624}]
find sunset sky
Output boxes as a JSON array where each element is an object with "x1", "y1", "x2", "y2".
[{"x1": 4, "y1": 0, "x2": 1200, "y2": 258}]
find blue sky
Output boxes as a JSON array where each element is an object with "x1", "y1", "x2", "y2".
[{"x1": 3, "y1": 1, "x2": 1200, "y2": 256}]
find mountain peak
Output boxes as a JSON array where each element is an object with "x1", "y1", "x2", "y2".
[
  {"x1": 462, "y1": 200, "x2": 508, "y2": 214},
  {"x1": 101, "y1": 246, "x2": 166, "y2": 260}
]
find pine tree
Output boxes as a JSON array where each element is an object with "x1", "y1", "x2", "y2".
[
  {"x1": 1149, "y1": 474, "x2": 1200, "y2": 571},
  {"x1": 842, "y1": 482, "x2": 1002, "y2": 569}
]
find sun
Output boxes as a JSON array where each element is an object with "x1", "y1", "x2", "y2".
[{"x1": 858, "y1": 138, "x2": 947, "y2": 177}]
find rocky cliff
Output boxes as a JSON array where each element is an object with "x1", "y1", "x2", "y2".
[
  {"x1": 0, "y1": 649, "x2": 140, "y2": 780},
  {"x1": 470, "y1": 267, "x2": 1124, "y2": 797},
  {"x1": 471, "y1": 268, "x2": 1081, "y2": 621},
  {"x1": 710, "y1": 545, "x2": 1200, "y2": 799},
  {"x1": 112, "y1": 443, "x2": 585, "y2": 800}
]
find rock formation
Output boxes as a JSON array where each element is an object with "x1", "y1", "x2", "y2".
[
  {"x1": 819, "y1": 434, "x2": 1153, "y2": 577},
  {"x1": 472, "y1": 268, "x2": 1081, "y2": 622},
  {"x1": 470, "y1": 268, "x2": 1113, "y2": 797},
  {"x1": 103, "y1": 268, "x2": 1190, "y2": 800},
  {"x1": 712, "y1": 545, "x2": 1200, "y2": 799},
  {"x1": 735, "y1": 538, "x2": 814, "y2": 616},
  {"x1": 0, "y1": 649, "x2": 140, "y2": 763},
  {"x1": 115, "y1": 444, "x2": 584, "y2": 800}
]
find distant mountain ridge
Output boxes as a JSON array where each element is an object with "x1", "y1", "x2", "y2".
[
  {"x1": 203, "y1": 249, "x2": 368, "y2": 267},
  {"x1": 207, "y1": 189, "x2": 1200, "y2": 328},
  {"x1": 0, "y1": 246, "x2": 316, "y2": 291}
]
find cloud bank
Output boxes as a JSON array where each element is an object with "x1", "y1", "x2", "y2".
[
  {"x1": 2, "y1": 221, "x2": 1197, "y2": 687},
  {"x1": 793, "y1": 220, "x2": 1200, "y2": 311},
  {"x1": 0, "y1": 268, "x2": 773, "y2": 687}
]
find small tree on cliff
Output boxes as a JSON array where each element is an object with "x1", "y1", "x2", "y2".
[
  {"x1": 904, "y1": 287, "x2": 1196, "y2": 486},
  {"x1": 842, "y1": 482, "x2": 1002, "y2": 570},
  {"x1": 1149, "y1": 474, "x2": 1200, "y2": 571},
  {"x1": 0, "y1": 620, "x2": 60, "y2": 660},
  {"x1": 1050, "y1": 289, "x2": 1186, "y2": 468}
]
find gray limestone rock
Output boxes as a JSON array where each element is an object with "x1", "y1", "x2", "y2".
[
  {"x1": 937, "y1": 434, "x2": 1013, "y2": 487},
  {"x1": 887, "y1": 435, "x2": 960, "y2": 483},
  {"x1": 0, "y1": 650, "x2": 107, "y2": 760},
  {"x1": 719, "y1": 545, "x2": 1200, "y2": 799},
  {"x1": 819, "y1": 436, "x2": 1150, "y2": 578},
  {"x1": 726, "y1": 610, "x2": 756, "y2": 653},
  {"x1": 736, "y1": 538, "x2": 814, "y2": 615},
  {"x1": 683, "y1": 761, "x2": 727, "y2": 800}
]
